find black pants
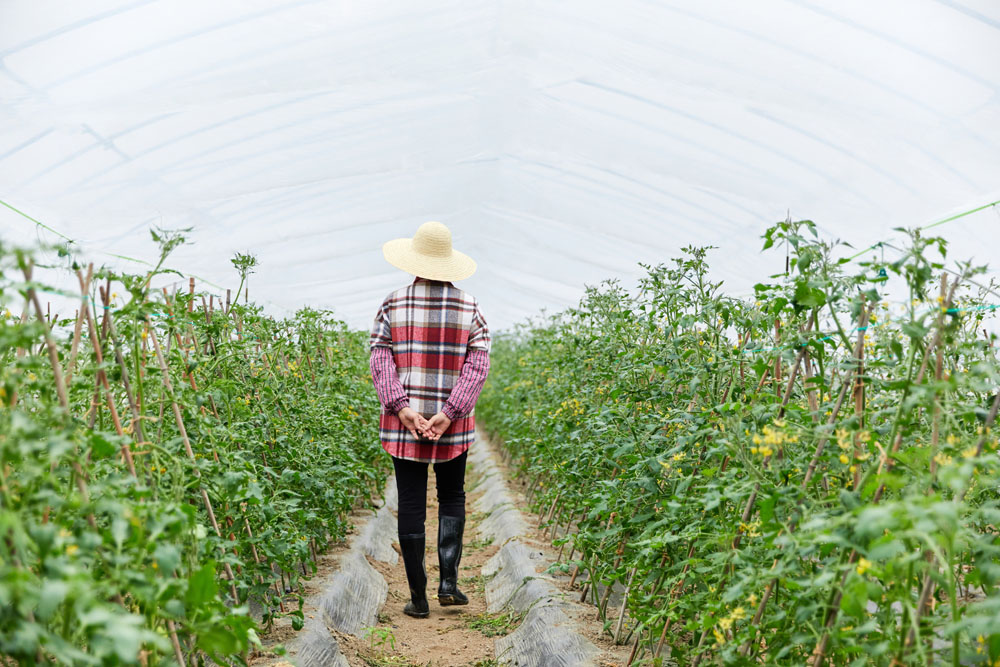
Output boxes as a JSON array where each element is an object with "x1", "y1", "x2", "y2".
[{"x1": 392, "y1": 451, "x2": 467, "y2": 536}]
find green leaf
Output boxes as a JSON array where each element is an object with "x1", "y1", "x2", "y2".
[
  {"x1": 839, "y1": 575, "x2": 869, "y2": 618},
  {"x1": 88, "y1": 432, "x2": 118, "y2": 459},
  {"x1": 198, "y1": 627, "x2": 240, "y2": 656},
  {"x1": 901, "y1": 321, "x2": 929, "y2": 339},
  {"x1": 153, "y1": 544, "x2": 182, "y2": 574},
  {"x1": 36, "y1": 580, "x2": 69, "y2": 621},
  {"x1": 185, "y1": 561, "x2": 218, "y2": 609},
  {"x1": 793, "y1": 280, "x2": 826, "y2": 310}
]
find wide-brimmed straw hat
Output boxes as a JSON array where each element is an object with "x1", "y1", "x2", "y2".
[{"x1": 382, "y1": 221, "x2": 477, "y2": 282}]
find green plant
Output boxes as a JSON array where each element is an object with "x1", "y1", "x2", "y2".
[
  {"x1": 230, "y1": 251, "x2": 259, "y2": 304},
  {"x1": 0, "y1": 238, "x2": 386, "y2": 664},
  {"x1": 479, "y1": 223, "x2": 1000, "y2": 665},
  {"x1": 466, "y1": 536, "x2": 494, "y2": 552},
  {"x1": 459, "y1": 573, "x2": 490, "y2": 596},
  {"x1": 465, "y1": 610, "x2": 525, "y2": 637},
  {"x1": 364, "y1": 625, "x2": 397, "y2": 652}
]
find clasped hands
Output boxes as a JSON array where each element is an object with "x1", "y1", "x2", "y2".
[{"x1": 398, "y1": 406, "x2": 451, "y2": 441}]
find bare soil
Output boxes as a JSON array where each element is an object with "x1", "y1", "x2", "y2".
[
  {"x1": 337, "y1": 469, "x2": 500, "y2": 666},
  {"x1": 254, "y1": 438, "x2": 636, "y2": 667}
]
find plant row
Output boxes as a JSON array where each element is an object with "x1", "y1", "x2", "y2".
[
  {"x1": 0, "y1": 234, "x2": 385, "y2": 665},
  {"x1": 478, "y1": 221, "x2": 1000, "y2": 666}
]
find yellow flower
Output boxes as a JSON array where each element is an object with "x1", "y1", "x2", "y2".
[
  {"x1": 946, "y1": 434, "x2": 959, "y2": 446},
  {"x1": 839, "y1": 454, "x2": 850, "y2": 465},
  {"x1": 713, "y1": 627, "x2": 725, "y2": 644},
  {"x1": 759, "y1": 446, "x2": 773, "y2": 457},
  {"x1": 934, "y1": 452, "x2": 953, "y2": 467},
  {"x1": 836, "y1": 428, "x2": 851, "y2": 450},
  {"x1": 747, "y1": 592, "x2": 758, "y2": 606},
  {"x1": 962, "y1": 447, "x2": 978, "y2": 459},
  {"x1": 672, "y1": 452, "x2": 685, "y2": 462},
  {"x1": 856, "y1": 557, "x2": 872, "y2": 575},
  {"x1": 66, "y1": 544, "x2": 79, "y2": 556}
]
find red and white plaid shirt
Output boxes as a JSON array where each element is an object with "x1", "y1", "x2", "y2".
[{"x1": 369, "y1": 277, "x2": 491, "y2": 462}]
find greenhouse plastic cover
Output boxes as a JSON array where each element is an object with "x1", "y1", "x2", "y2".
[{"x1": 1, "y1": 0, "x2": 999, "y2": 330}]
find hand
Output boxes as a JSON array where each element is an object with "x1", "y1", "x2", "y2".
[
  {"x1": 422, "y1": 412, "x2": 452, "y2": 441},
  {"x1": 398, "y1": 407, "x2": 430, "y2": 440}
]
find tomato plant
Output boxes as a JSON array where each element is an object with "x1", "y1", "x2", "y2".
[
  {"x1": 0, "y1": 238, "x2": 386, "y2": 665},
  {"x1": 480, "y1": 222, "x2": 1000, "y2": 666}
]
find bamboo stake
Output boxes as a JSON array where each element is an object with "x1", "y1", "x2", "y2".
[
  {"x1": 613, "y1": 567, "x2": 636, "y2": 643},
  {"x1": 852, "y1": 301, "x2": 866, "y2": 489},
  {"x1": 574, "y1": 513, "x2": 615, "y2": 594},
  {"x1": 809, "y1": 278, "x2": 960, "y2": 667},
  {"x1": 64, "y1": 265, "x2": 93, "y2": 387},
  {"x1": 739, "y1": 305, "x2": 872, "y2": 657},
  {"x1": 689, "y1": 313, "x2": 817, "y2": 666},
  {"x1": 100, "y1": 287, "x2": 145, "y2": 445},
  {"x1": 626, "y1": 628, "x2": 643, "y2": 666},
  {"x1": 870, "y1": 276, "x2": 960, "y2": 505},
  {"x1": 21, "y1": 261, "x2": 94, "y2": 531},
  {"x1": 597, "y1": 542, "x2": 626, "y2": 615},
  {"x1": 147, "y1": 319, "x2": 240, "y2": 603},
  {"x1": 77, "y1": 267, "x2": 136, "y2": 477},
  {"x1": 93, "y1": 288, "x2": 187, "y2": 665},
  {"x1": 928, "y1": 275, "x2": 947, "y2": 477},
  {"x1": 903, "y1": 384, "x2": 1000, "y2": 654}
]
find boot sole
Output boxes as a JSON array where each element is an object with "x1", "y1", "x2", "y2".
[
  {"x1": 438, "y1": 595, "x2": 469, "y2": 606},
  {"x1": 403, "y1": 608, "x2": 430, "y2": 618}
]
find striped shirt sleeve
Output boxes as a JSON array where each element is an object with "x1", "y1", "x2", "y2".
[
  {"x1": 369, "y1": 302, "x2": 410, "y2": 413},
  {"x1": 467, "y1": 299, "x2": 491, "y2": 353},
  {"x1": 442, "y1": 300, "x2": 491, "y2": 420}
]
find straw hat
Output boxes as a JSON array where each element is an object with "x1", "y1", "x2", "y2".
[{"x1": 382, "y1": 221, "x2": 477, "y2": 281}]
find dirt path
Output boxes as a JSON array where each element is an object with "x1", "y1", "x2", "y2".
[
  {"x1": 337, "y1": 469, "x2": 500, "y2": 666},
  {"x1": 253, "y1": 435, "x2": 634, "y2": 667}
]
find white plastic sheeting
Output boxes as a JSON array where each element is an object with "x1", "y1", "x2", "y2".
[{"x1": 2, "y1": 1, "x2": 999, "y2": 329}]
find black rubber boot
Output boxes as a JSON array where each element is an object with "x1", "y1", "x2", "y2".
[
  {"x1": 398, "y1": 533, "x2": 430, "y2": 618},
  {"x1": 437, "y1": 515, "x2": 469, "y2": 606}
]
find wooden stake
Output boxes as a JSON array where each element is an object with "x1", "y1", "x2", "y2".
[
  {"x1": 64, "y1": 265, "x2": 94, "y2": 387},
  {"x1": 613, "y1": 567, "x2": 636, "y2": 643},
  {"x1": 810, "y1": 279, "x2": 961, "y2": 667},
  {"x1": 147, "y1": 319, "x2": 240, "y2": 602},
  {"x1": 77, "y1": 267, "x2": 136, "y2": 477}
]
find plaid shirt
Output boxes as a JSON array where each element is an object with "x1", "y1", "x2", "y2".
[{"x1": 369, "y1": 277, "x2": 491, "y2": 462}]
